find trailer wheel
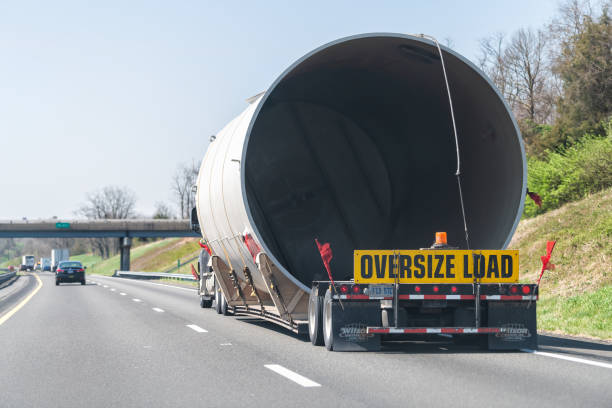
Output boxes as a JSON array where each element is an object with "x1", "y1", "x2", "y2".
[
  {"x1": 323, "y1": 289, "x2": 335, "y2": 351},
  {"x1": 200, "y1": 296, "x2": 213, "y2": 308},
  {"x1": 215, "y1": 280, "x2": 229, "y2": 315},
  {"x1": 308, "y1": 288, "x2": 324, "y2": 346}
]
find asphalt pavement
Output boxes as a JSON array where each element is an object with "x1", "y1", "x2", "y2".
[{"x1": 1, "y1": 272, "x2": 611, "y2": 408}]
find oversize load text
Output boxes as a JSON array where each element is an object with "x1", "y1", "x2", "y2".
[{"x1": 354, "y1": 250, "x2": 519, "y2": 283}]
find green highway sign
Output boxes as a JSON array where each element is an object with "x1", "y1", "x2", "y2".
[{"x1": 55, "y1": 222, "x2": 71, "y2": 229}]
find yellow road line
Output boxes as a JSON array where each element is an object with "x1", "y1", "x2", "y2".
[{"x1": 0, "y1": 273, "x2": 43, "y2": 326}]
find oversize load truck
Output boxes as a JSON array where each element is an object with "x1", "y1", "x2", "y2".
[
  {"x1": 194, "y1": 33, "x2": 536, "y2": 351},
  {"x1": 51, "y1": 249, "x2": 69, "y2": 272},
  {"x1": 20, "y1": 255, "x2": 35, "y2": 271}
]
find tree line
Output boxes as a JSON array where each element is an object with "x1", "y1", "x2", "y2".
[{"x1": 478, "y1": 0, "x2": 611, "y2": 157}]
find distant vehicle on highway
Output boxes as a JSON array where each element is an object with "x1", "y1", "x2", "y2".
[
  {"x1": 51, "y1": 249, "x2": 70, "y2": 272},
  {"x1": 20, "y1": 255, "x2": 35, "y2": 271},
  {"x1": 41, "y1": 258, "x2": 51, "y2": 272},
  {"x1": 55, "y1": 261, "x2": 86, "y2": 286}
]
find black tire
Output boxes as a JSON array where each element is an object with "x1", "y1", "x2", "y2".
[
  {"x1": 308, "y1": 288, "x2": 324, "y2": 346},
  {"x1": 200, "y1": 296, "x2": 213, "y2": 308},
  {"x1": 55, "y1": 280, "x2": 59, "y2": 286},
  {"x1": 81, "y1": 279, "x2": 86, "y2": 285},
  {"x1": 214, "y1": 280, "x2": 228, "y2": 315},
  {"x1": 322, "y1": 289, "x2": 335, "y2": 351},
  {"x1": 220, "y1": 290, "x2": 229, "y2": 315}
]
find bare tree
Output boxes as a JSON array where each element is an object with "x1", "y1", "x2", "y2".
[
  {"x1": 78, "y1": 186, "x2": 137, "y2": 258},
  {"x1": 480, "y1": 29, "x2": 555, "y2": 125},
  {"x1": 479, "y1": 33, "x2": 518, "y2": 109},
  {"x1": 172, "y1": 161, "x2": 199, "y2": 219},
  {"x1": 505, "y1": 28, "x2": 554, "y2": 123},
  {"x1": 153, "y1": 202, "x2": 173, "y2": 219}
]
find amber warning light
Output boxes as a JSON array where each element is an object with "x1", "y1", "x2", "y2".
[{"x1": 435, "y1": 232, "x2": 448, "y2": 246}]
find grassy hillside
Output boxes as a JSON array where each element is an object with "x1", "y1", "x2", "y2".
[
  {"x1": 74, "y1": 239, "x2": 179, "y2": 276},
  {"x1": 131, "y1": 238, "x2": 200, "y2": 273},
  {"x1": 509, "y1": 187, "x2": 611, "y2": 339},
  {"x1": 72, "y1": 237, "x2": 201, "y2": 276}
]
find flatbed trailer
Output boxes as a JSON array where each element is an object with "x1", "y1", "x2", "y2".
[{"x1": 309, "y1": 280, "x2": 537, "y2": 351}]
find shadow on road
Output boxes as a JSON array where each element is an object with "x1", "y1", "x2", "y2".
[
  {"x1": 233, "y1": 316, "x2": 611, "y2": 359},
  {"x1": 234, "y1": 317, "x2": 310, "y2": 342}
]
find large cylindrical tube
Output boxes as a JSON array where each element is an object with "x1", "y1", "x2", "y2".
[{"x1": 196, "y1": 33, "x2": 526, "y2": 295}]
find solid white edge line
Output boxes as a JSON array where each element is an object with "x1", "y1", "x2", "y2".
[
  {"x1": 93, "y1": 275, "x2": 196, "y2": 292},
  {"x1": 264, "y1": 364, "x2": 321, "y2": 388},
  {"x1": 152, "y1": 307, "x2": 164, "y2": 313},
  {"x1": 186, "y1": 324, "x2": 208, "y2": 333},
  {"x1": 521, "y1": 349, "x2": 612, "y2": 370}
]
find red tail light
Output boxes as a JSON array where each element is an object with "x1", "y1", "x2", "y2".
[
  {"x1": 510, "y1": 285, "x2": 519, "y2": 294},
  {"x1": 57, "y1": 269, "x2": 64, "y2": 272},
  {"x1": 451, "y1": 286, "x2": 458, "y2": 293},
  {"x1": 78, "y1": 268, "x2": 85, "y2": 272},
  {"x1": 351, "y1": 285, "x2": 361, "y2": 294},
  {"x1": 433, "y1": 285, "x2": 439, "y2": 293},
  {"x1": 340, "y1": 284, "x2": 349, "y2": 294},
  {"x1": 414, "y1": 285, "x2": 421, "y2": 293},
  {"x1": 521, "y1": 285, "x2": 531, "y2": 294}
]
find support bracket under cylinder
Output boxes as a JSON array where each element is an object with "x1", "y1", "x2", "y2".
[{"x1": 243, "y1": 266, "x2": 265, "y2": 314}]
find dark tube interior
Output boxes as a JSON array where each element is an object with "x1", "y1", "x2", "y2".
[{"x1": 245, "y1": 36, "x2": 524, "y2": 285}]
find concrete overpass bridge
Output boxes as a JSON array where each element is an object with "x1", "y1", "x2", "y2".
[{"x1": 0, "y1": 219, "x2": 200, "y2": 271}]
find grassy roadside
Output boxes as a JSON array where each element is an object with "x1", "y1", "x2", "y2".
[
  {"x1": 131, "y1": 238, "x2": 200, "y2": 273},
  {"x1": 538, "y1": 286, "x2": 611, "y2": 339},
  {"x1": 74, "y1": 239, "x2": 178, "y2": 276},
  {"x1": 510, "y1": 187, "x2": 612, "y2": 340}
]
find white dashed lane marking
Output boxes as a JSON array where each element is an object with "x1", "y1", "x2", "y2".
[
  {"x1": 120, "y1": 293, "x2": 126, "y2": 296},
  {"x1": 152, "y1": 307, "x2": 164, "y2": 313},
  {"x1": 186, "y1": 324, "x2": 208, "y2": 333},
  {"x1": 521, "y1": 349, "x2": 612, "y2": 370},
  {"x1": 132, "y1": 299, "x2": 142, "y2": 303},
  {"x1": 264, "y1": 364, "x2": 321, "y2": 388}
]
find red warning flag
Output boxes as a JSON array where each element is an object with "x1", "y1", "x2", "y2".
[
  {"x1": 190, "y1": 264, "x2": 200, "y2": 281},
  {"x1": 527, "y1": 189, "x2": 542, "y2": 208},
  {"x1": 199, "y1": 239, "x2": 212, "y2": 255},
  {"x1": 536, "y1": 241, "x2": 556, "y2": 286},
  {"x1": 315, "y1": 239, "x2": 334, "y2": 283},
  {"x1": 243, "y1": 233, "x2": 261, "y2": 261}
]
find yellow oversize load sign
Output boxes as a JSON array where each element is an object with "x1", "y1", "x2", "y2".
[{"x1": 354, "y1": 250, "x2": 519, "y2": 284}]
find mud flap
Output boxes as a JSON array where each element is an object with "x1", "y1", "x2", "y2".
[
  {"x1": 329, "y1": 300, "x2": 381, "y2": 352},
  {"x1": 488, "y1": 302, "x2": 537, "y2": 350}
]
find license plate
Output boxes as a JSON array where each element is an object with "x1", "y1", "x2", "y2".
[
  {"x1": 354, "y1": 249, "x2": 519, "y2": 284},
  {"x1": 368, "y1": 284, "x2": 393, "y2": 298},
  {"x1": 69, "y1": 274, "x2": 74, "y2": 278}
]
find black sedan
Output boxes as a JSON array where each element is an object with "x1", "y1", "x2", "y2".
[{"x1": 55, "y1": 261, "x2": 86, "y2": 285}]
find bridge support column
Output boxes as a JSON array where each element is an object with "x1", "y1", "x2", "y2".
[{"x1": 119, "y1": 237, "x2": 132, "y2": 271}]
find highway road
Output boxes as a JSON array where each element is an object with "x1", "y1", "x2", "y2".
[{"x1": 1, "y1": 272, "x2": 611, "y2": 408}]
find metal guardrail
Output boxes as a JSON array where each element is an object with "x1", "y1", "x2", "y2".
[
  {"x1": 0, "y1": 271, "x2": 17, "y2": 285},
  {"x1": 113, "y1": 270, "x2": 196, "y2": 281},
  {"x1": 163, "y1": 255, "x2": 199, "y2": 274}
]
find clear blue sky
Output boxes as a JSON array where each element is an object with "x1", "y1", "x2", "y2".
[{"x1": 0, "y1": 0, "x2": 558, "y2": 219}]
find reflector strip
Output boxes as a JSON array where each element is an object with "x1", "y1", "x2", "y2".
[
  {"x1": 333, "y1": 294, "x2": 537, "y2": 301},
  {"x1": 367, "y1": 327, "x2": 502, "y2": 334},
  {"x1": 481, "y1": 295, "x2": 538, "y2": 300}
]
